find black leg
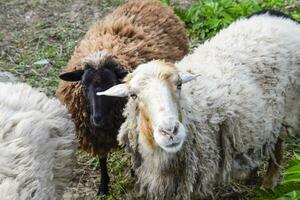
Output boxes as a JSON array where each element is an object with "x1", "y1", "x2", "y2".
[
  {"x1": 130, "y1": 168, "x2": 135, "y2": 177},
  {"x1": 96, "y1": 156, "x2": 110, "y2": 196},
  {"x1": 245, "y1": 167, "x2": 260, "y2": 185}
]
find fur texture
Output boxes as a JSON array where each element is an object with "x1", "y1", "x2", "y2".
[
  {"x1": 0, "y1": 82, "x2": 76, "y2": 200},
  {"x1": 56, "y1": 0, "x2": 188, "y2": 157},
  {"x1": 118, "y1": 13, "x2": 300, "y2": 199}
]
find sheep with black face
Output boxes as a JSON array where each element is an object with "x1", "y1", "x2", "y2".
[{"x1": 56, "y1": 0, "x2": 188, "y2": 195}]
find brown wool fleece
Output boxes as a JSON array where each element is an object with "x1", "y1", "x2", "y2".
[{"x1": 56, "y1": 0, "x2": 189, "y2": 156}]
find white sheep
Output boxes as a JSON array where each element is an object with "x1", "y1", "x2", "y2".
[
  {"x1": 98, "y1": 10, "x2": 300, "y2": 199},
  {"x1": 0, "y1": 82, "x2": 76, "y2": 200}
]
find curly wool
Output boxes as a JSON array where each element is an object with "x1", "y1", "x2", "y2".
[
  {"x1": 56, "y1": 0, "x2": 189, "y2": 156},
  {"x1": 0, "y1": 82, "x2": 76, "y2": 200},
  {"x1": 119, "y1": 14, "x2": 300, "y2": 199}
]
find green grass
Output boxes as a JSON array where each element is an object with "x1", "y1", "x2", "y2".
[{"x1": 171, "y1": 0, "x2": 300, "y2": 45}]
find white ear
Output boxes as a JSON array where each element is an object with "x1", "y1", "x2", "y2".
[
  {"x1": 179, "y1": 71, "x2": 201, "y2": 83},
  {"x1": 96, "y1": 84, "x2": 129, "y2": 97}
]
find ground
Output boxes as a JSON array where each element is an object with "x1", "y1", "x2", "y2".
[{"x1": 0, "y1": 0, "x2": 299, "y2": 200}]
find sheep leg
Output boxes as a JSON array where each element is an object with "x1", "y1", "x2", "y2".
[
  {"x1": 245, "y1": 167, "x2": 260, "y2": 185},
  {"x1": 97, "y1": 156, "x2": 110, "y2": 196},
  {"x1": 261, "y1": 136, "x2": 284, "y2": 190}
]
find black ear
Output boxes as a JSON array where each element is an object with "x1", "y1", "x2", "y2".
[
  {"x1": 59, "y1": 70, "x2": 84, "y2": 82},
  {"x1": 114, "y1": 67, "x2": 128, "y2": 80}
]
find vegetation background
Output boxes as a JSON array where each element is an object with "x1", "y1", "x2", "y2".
[{"x1": 0, "y1": 0, "x2": 299, "y2": 199}]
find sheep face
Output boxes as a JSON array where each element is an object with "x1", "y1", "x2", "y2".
[
  {"x1": 59, "y1": 57, "x2": 127, "y2": 129},
  {"x1": 98, "y1": 61, "x2": 199, "y2": 153}
]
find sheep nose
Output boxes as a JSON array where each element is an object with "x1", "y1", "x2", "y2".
[{"x1": 158, "y1": 121, "x2": 180, "y2": 139}]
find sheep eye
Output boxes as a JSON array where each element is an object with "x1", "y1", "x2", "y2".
[{"x1": 130, "y1": 93, "x2": 137, "y2": 99}]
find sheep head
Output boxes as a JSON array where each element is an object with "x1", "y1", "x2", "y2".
[
  {"x1": 98, "y1": 60, "x2": 200, "y2": 153},
  {"x1": 59, "y1": 51, "x2": 127, "y2": 129}
]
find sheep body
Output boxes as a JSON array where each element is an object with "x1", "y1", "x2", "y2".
[
  {"x1": 57, "y1": 0, "x2": 188, "y2": 156},
  {"x1": 0, "y1": 82, "x2": 76, "y2": 200},
  {"x1": 119, "y1": 12, "x2": 300, "y2": 199}
]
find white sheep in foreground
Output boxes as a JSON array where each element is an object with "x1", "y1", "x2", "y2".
[
  {"x1": 98, "y1": 11, "x2": 300, "y2": 199},
  {"x1": 0, "y1": 82, "x2": 76, "y2": 200}
]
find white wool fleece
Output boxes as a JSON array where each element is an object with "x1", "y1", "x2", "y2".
[
  {"x1": 119, "y1": 13, "x2": 300, "y2": 199},
  {"x1": 0, "y1": 82, "x2": 76, "y2": 200}
]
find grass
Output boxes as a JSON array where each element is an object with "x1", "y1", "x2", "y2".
[
  {"x1": 0, "y1": 0, "x2": 299, "y2": 199},
  {"x1": 0, "y1": 0, "x2": 124, "y2": 96},
  {"x1": 1, "y1": 1, "x2": 83, "y2": 95}
]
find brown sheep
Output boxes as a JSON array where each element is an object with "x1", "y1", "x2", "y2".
[{"x1": 56, "y1": 0, "x2": 188, "y2": 196}]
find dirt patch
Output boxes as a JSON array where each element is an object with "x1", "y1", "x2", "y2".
[{"x1": 0, "y1": 0, "x2": 124, "y2": 95}]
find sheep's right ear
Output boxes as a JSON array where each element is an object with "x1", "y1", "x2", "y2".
[{"x1": 59, "y1": 70, "x2": 84, "y2": 82}]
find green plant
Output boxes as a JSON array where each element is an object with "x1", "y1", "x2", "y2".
[
  {"x1": 252, "y1": 153, "x2": 300, "y2": 200},
  {"x1": 161, "y1": 0, "x2": 171, "y2": 6},
  {"x1": 283, "y1": 153, "x2": 300, "y2": 184},
  {"x1": 175, "y1": 0, "x2": 261, "y2": 43},
  {"x1": 276, "y1": 191, "x2": 300, "y2": 200},
  {"x1": 275, "y1": 153, "x2": 300, "y2": 200},
  {"x1": 172, "y1": 0, "x2": 300, "y2": 44}
]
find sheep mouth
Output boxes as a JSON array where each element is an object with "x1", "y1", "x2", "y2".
[{"x1": 165, "y1": 141, "x2": 181, "y2": 148}]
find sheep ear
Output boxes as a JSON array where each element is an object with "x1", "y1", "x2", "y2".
[
  {"x1": 179, "y1": 71, "x2": 201, "y2": 84},
  {"x1": 96, "y1": 84, "x2": 129, "y2": 97},
  {"x1": 59, "y1": 70, "x2": 84, "y2": 82}
]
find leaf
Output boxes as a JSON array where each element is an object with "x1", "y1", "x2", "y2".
[
  {"x1": 283, "y1": 173, "x2": 300, "y2": 184},
  {"x1": 160, "y1": 0, "x2": 170, "y2": 6},
  {"x1": 294, "y1": 153, "x2": 300, "y2": 161},
  {"x1": 275, "y1": 190, "x2": 300, "y2": 200},
  {"x1": 285, "y1": 164, "x2": 300, "y2": 174}
]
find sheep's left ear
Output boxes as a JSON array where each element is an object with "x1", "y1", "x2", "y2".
[
  {"x1": 96, "y1": 84, "x2": 129, "y2": 97},
  {"x1": 59, "y1": 70, "x2": 84, "y2": 82},
  {"x1": 179, "y1": 71, "x2": 201, "y2": 83}
]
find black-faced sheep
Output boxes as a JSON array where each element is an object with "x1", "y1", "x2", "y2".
[
  {"x1": 98, "y1": 10, "x2": 300, "y2": 199},
  {"x1": 56, "y1": 0, "x2": 188, "y2": 195},
  {"x1": 0, "y1": 82, "x2": 76, "y2": 200}
]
